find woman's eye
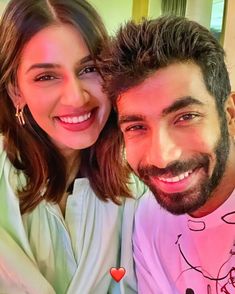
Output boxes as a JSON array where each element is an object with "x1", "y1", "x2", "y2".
[
  {"x1": 78, "y1": 65, "x2": 98, "y2": 76},
  {"x1": 34, "y1": 74, "x2": 57, "y2": 82}
]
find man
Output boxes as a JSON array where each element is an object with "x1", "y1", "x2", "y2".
[{"x1": 101, "y1": 16, "x2": 235, "y2": 293}]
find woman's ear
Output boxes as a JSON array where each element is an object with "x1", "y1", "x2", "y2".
[
  {"x1": 7, "y1": 82, "x2": 25, "y2": 108},
  {"x1": 225, "y1": 92, "x2": 235, "y2": 136}
]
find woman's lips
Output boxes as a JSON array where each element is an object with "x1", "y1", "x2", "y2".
[{"x1": 56, "y1": 109, "x2": 96, "y2": 132}]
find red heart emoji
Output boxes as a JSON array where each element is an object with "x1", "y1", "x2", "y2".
[{"x1": 110, "y1": 267, "x2": 126, "y2": 282}]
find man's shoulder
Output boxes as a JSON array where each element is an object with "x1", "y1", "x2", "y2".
[
  {"x1": 134, "y1": 191, "x2": 163, "y2": 233},
  {"x1": 134, "y1": 190, "x2": 181, "y2": 235},
  {"x1": 136, "y1": 190, "x2": 161, "y2": 216}
]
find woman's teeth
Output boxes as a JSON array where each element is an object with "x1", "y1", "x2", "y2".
[{"x1": 59, "y1": 112, "x2": 91, "y2": 124}]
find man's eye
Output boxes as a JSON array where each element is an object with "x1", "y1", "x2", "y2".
[
  {"x1": 125, "y1": 125, "x2": 146, "y2": 132},
  {"x1": 78, "y1": 65, "x2": 98, "y2": 76},
  {"x1": 34, "y1": 75, "x2": 57, "y2": 82},
  {"x1": 176, "y1": 113, "x2": 199, "y2": 122}
]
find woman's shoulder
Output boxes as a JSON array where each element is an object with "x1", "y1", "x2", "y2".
[
  {"x1": 0, "y1": 134, "x2": 26, "y2": 193},
  {"x1": 0, "y1": 134, "x2": 4, "y2": 153},
  {"x1": 0, "y1": 135, "x2": 8, "y2": 174}
]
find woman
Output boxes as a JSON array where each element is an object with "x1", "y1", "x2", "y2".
[{"x1": 0, "y1": 0, "x2": 143, "y2": 293}]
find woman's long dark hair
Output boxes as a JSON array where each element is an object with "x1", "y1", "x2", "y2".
[{"x1": 0, "y1": 0, "x2": 131, "y2": 214}]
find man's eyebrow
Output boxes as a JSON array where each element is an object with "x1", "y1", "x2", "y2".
[
  {"x1": 118, "y1": 114, "x2": 145, "y2": 126},
  {"x1": 162, "y1": 96, "x2": 204, "y2": 116}
]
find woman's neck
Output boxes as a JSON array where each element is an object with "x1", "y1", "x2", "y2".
[
  {"x1": 59, "y1": 149, "x2": 81, "y2": 217},
  {"x1": 66, "y1": 151, "x2": 81, "y2": 190}
]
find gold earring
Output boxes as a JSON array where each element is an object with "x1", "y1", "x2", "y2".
[{"x1": 15, "y1": 105, "x2": 25, "y2": 126}]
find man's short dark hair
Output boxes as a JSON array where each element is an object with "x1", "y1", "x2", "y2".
[{"x1": 101, "y1": 15, "x2": 231, "y2": 116}]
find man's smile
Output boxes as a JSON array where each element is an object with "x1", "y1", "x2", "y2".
[{"x1": 150, "y1": 167, "x2": 204, "y2": 194}]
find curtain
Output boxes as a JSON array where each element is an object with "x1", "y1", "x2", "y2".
[
  {"x1": 132, "y1": 0, "x2": 149, "y2": 22},
  {"x1": 161, "y1": 0, "x2": 187, "y2": 16}
]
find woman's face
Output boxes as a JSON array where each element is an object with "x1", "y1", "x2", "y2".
[{"x1": 15, "y1": 24, "x2": 111, "y2": 157}]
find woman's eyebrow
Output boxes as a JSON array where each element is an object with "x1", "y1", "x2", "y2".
[
  {"x1": 79, "y1": 54, "x2": 92, "y2": 65},
  {"x1": 26, "y1": 55, "x2": 93, "y2": 73},
  {"x1": 26, "y1": 63, "x2": 61, "y2": 73}
]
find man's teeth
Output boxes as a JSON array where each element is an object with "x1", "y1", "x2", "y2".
[
  {"x1": 158, "y1": 170, "x2": 193, "y2": 183},
  {"x1": 59, "y1": 112, "x2": 91, "y2": 124}
]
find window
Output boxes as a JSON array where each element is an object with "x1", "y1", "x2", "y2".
[{"x1": 210, "y1": 0, "x2": 226, "y2": 43}]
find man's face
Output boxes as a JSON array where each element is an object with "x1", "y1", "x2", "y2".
[{"x1": 117, "y1": 62, "x2": 231, "y2": 215}]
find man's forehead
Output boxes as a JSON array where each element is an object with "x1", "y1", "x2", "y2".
[{"x1": 116, "y1": 63, "x2": 214, "y2": 113}]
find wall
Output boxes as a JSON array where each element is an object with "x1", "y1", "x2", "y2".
[
  {"x1": 148, "y1": 0, "x2": 214, "y2": 26},
  {"x1": 185, "y1": 0, "x2": 213, "y2": 29},
  {"x1": 223, "y1": 0, "x2": 235, "y2": 91},
  {"x1": 148, "y1": 0, "x2": 161, "y2": 19},
  {"x1": 88, "y1": 0, "x2": 133, "y2": 35},
  {"x1": 0, "y1": 0, "x2": 8, "y2": 16}
]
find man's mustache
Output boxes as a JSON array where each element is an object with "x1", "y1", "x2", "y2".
[{"x1": 138, "y1": 154, "x2": 210, "y2": 179}]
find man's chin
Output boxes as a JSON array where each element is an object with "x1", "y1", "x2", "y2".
[{"x1": 148, "y1": 185, "x2": 209, "y2": 215}]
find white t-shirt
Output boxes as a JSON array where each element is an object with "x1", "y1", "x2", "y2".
[{"x1": 133, "y1": 190, "x2": 235, "y2": 294}]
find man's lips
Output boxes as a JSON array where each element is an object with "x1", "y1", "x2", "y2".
[
  {"x1": 150, "y1": 167, "x2": 203, "y2": 194},
  {"x1": 157, "y1": 169, "x2": 194, "y2": 183}
]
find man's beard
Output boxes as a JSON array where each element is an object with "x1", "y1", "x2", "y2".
[{"x1": 137, "y1": 117, "x2": 230, "y2": 215}]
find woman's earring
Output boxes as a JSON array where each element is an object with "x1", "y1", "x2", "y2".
[{"x1": 15, "y1": 105, "x2": 25, "y2": 126}]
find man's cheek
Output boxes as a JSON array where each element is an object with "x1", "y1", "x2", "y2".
[
  {"x1": 126, "y1": 148, "x2": 138, "y2": 172},
  {"x1": 126, "y1": 146, "x2": 143, "y2": 172}
]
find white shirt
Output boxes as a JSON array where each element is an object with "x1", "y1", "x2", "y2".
[
  {"x1": 0, "y1": 138, "x2": 145, "y2": 294},
  {"x1": 133, "y1": 190, "x2": 235, "y2": 294}
]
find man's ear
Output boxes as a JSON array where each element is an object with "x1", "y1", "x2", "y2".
[
  {"x1": 225, "y1": 92, "x2": 235, "y2": 136},
  {"x1": 7, "y1": 82, "x2": 25, "y2": 108}
]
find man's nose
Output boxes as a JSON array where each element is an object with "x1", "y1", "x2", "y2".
[
  {"x1": 146, "y1": 127, "x2": 182, "y2": 169},
  {"x1": 61, "y1": 76, "x2": 90, "y2": 106}
]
